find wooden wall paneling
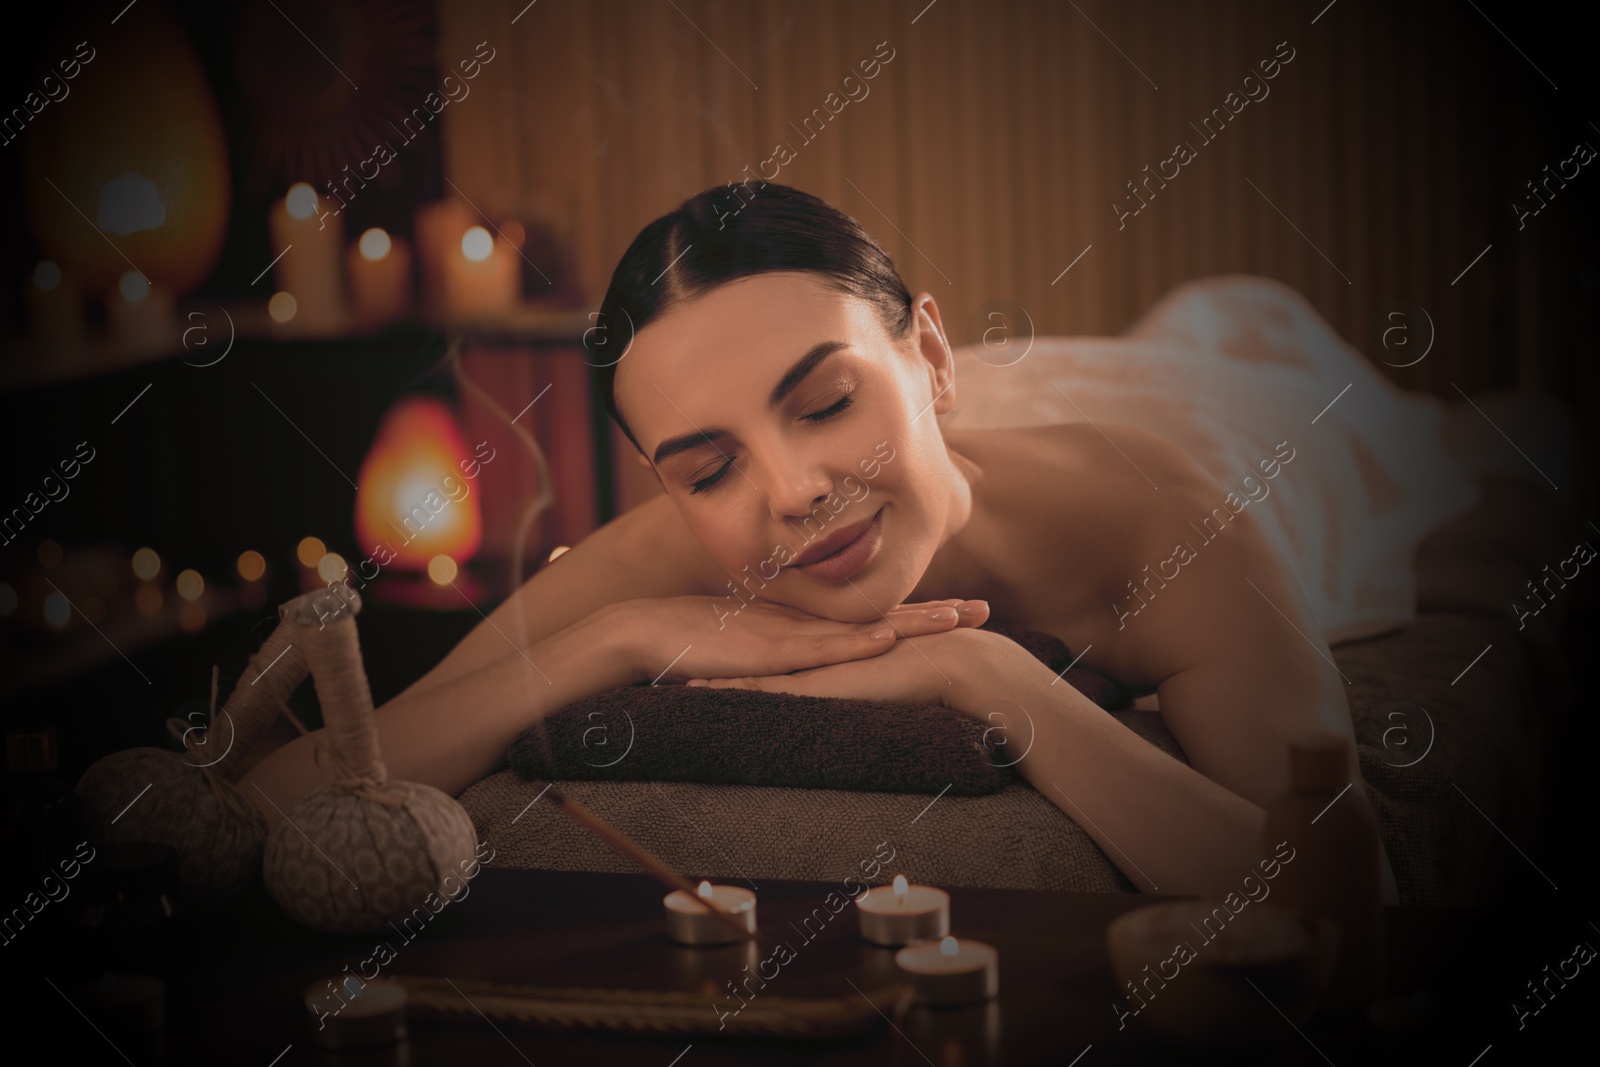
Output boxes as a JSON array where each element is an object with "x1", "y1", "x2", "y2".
[
  {"x1": 439, "y1": 0, "x2": 522, "y2": 220},
  {"x1": 1394, "y1": 1, "x2": 1425, "y2": 384},
  {"x1": 1169, "y1": 3, "x2": 1219, "y2": 328},
  {"x1": 897, "y1": 0, "x2": 962, "y2": 321},
  {"x1": 833, "y1": 0, "x2": 907, "y2": 324},
  {"x1": 697, "y1": 0, "x2": 761, "y2": 204},
  {"x1": 964, "y1": 0, "x2": 1018, "y2": 321},
  {"x1": 1337, "y1": 0, "x2": 1372, "y2": 375},
  {"x1": 437, "y1": 0, "x2": 1566, "y2": 436},
  {"x1": 1420, "y1": 6, "x2": 1454, "y2": 393},
  {"x1": 1019, "y1": 0, "x2": 1063, "y2": 337},
  {"x1": 1164, "y1": 4, "x2": 1203, "y2": 303},
  {"x1": 591, "y1": 0, "x2": 643, "y2": 297},
  {"x1": 520, "y1": 0, "x2": 598, "y2": 295},
  {"x1": 643, "y1": 2, "x2": 710, "y2": 217},
  {"x1": 1365, "y1": 3, "x2": 1403, "y2": 385},
  {"x1": 748, "y1": 2, "x2": 801, "y2": 208},
  {"x1": 570, "y1": 1, "x2": 625, "y2": 302},
  {"x1": 789, "y1": 2, "x2": 853, "y2": 215},
  {"x1": 1308, "y1": 7, "x2": 1345, "y2": 331},
  {"x1": 1239, "y1": 1, "x2": 1277, "y2": 310},
  {"x1": 1144, "y1": 0, "x2": 1177, "y2": 318},
  {"x1": 1242, "y1": 13, "x2": 1285, "y2": 298},
  {"x1": 1046, "y1": 0, "x2": 1082, "y2": 336},
  {"x1": 1097, "y1": 1, "x2": 1134, "y2": 336},
  {"x1": 1088, "y1": 1, "x2": 1131, "y2": 333},
  {"x1": 1000, "y1": 0, "x2": 1034, "y2": 347}
]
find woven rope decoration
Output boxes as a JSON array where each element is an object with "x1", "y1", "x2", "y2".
[
  {"x1": 394, "y1": 975, "x2": 900, "y2": 1040},
  {"x1": 74, "y1": 612, "x2": 310, "y2": 899},
  {"x1": 263, "y1": 583, "x2": 478, "y2": 934}
]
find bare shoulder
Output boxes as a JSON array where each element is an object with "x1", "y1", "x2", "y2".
[
  {"x1": 957, "y1": 421, "x2": 1229, "y2": 539},
  {"x1": 949, "y1": 423, "x2": 1290, "y2": 675}
]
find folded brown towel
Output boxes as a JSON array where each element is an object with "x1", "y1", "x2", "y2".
[{"x1": 507, "y1": 623, "x2": 1131, "y2": 796}]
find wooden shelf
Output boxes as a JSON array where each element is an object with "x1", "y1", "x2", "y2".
[{"x1": 1, "y1": 301, "x2": 593, "y2": 391}]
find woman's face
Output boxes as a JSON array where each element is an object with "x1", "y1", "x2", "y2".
[{"x1": 613, "y1": 271, "x2": 960, "y2": 623}]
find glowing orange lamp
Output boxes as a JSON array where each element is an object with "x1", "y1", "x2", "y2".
[{"x1": 354, "y1": 397, "x2": 483, "y2": 572}]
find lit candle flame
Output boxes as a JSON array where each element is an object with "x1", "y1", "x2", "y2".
[
  {"x1": 940, "y1": 936, "x2": 959, "y2": 958},
  {"x1": 285, "y1": 183, "x2": 318, "y2": 221},
  {"x1": 461, "y1": 226, "x2": 493, "y2": 262},
  {"x1": 893, "y1": 873, "x2": 907, "y2": 906},
  {"x1": 697, "y1": 880, "x2": 713, "y2": 901},
  {"x1": 359, "y1": 227, "x2": 392, "y2": 262}
]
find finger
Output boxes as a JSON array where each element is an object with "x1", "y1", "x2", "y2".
[
  {"x1": 871, "y1": 604, "x2": 963, "y2": 639},
  {"x1": 887, "y1": 598, "x2": 963, "y2": 614},
  {"x1": 699, "y1": 676, "x2": 762, "y2": 691},
  {"x1": 953, "y1": 600, "x2": 990, "y2": 627},
  {"x1": 773, "y1": 628, "x2": 900, "y2": 673},
  {"x1": 880, "y1": 598, "x2": 993, "y2": 636}
]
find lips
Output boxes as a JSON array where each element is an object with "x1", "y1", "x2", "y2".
[
  {"x1": 787, "y1": 508, "x2": 889, "y2": 585},
  {"x1": 792, "y1": 508, "x2": 881, "y2": 566}
]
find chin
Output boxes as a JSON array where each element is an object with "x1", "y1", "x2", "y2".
[{"x1": 813, "y1": 564, "x2": 924, "y2": 622}]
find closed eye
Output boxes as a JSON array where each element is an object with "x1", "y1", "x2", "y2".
[
  {"x1": 688, "y1": 394, "x2": 853, "y2": 495},
  {"x1": 801, "y1": 394, "x2": 853, "y2": 422},
  {"x1": 689, "y1": 457, "x2": 735, "y2": 495}
]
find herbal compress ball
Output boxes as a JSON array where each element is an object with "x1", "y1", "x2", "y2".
[
  {"x1": 263, "y1": 584, "x2": 478, "y2": 934},
  {"x1": 75, "y1": 617, "x2": 309, "y2": 899}
]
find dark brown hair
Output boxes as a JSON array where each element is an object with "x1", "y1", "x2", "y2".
[{"x1": 589, "y1": 183, "x2": 913, "y2": 453}]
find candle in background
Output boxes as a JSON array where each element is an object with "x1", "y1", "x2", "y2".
[
  {"x1": 106, "y1": 270, "x2": 176, "y2": 351},
  {"x1": 414, "y1": 199, "x2": 518, "y2": 324},
  {"x1": 268, "y1": 182, "x2": 344, "y2": 334},
  {"x1": 895, "y1": 936, "x2": 999, "y2": 1006},
  {"x1": 448, "y1": 225, "x2": 517, "y2": 321},
  {"x1": 132, "y1": 546, "x2": 163, "y2": 617},
  {"x1": 296, "y1": 536, "x2": 328, "y2": 592},
  {"x1": 237, "y1": 550, "x2": 268, "y2": 610},
  {"x1": 27, "y1": 260, "x2": 86, "y2": 354},
  {"x1": 175, "y1": 567, "x2": 206, "y2": 634},
  {"x1": 855, "y1": 874, "x2": 951, "y2": 946},
  {"x1": 414, "y1": 197, "x2": 471, "y2": 321},
  {"x1": 663, "y1": 880, "x2": 757, "y2": 945},
  {"x1": 347, "y1": 227, "x2": 413, "y2": 328}
]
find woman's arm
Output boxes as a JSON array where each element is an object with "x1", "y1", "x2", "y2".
[
  {"x1": 241, "y1": 602, "x2": 635, "y2": 826},
  {"x1": 953, "y1": 634, "x2": 1269, "y2": 896},
  {"x1": 242, "y1": 589, "x2": 991, "y2": 827}
]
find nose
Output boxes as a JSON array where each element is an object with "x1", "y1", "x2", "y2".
[{"x1": 757, "y1": 449, "x2": 835, "y2": 522}]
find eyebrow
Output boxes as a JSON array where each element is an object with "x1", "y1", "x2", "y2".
[{"x1": 650, "y1": 341, "x2": 849, "y2": 466}]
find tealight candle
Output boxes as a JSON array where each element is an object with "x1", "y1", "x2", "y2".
[
  {"x1": 895, "y1": 936, "x2": 999, "y2": 1006},
  {"x1": 855, "y1": 874, "x2": 950, "y2": 946},
  {"x1": 663, "y1": 880, "x2": 757, "y2": 945}
]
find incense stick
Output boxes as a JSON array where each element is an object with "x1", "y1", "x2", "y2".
[{"x1": 534, "y1": 779, "x2": 758, "y2": 943}]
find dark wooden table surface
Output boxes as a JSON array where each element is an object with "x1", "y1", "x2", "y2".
[{"x1": 26, "y1": 865, "x2": 1576, "y2": 1066}]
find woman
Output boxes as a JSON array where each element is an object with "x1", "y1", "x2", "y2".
[{"x1": 245, "y1": 183, "x2": 1397, "y2": 901}]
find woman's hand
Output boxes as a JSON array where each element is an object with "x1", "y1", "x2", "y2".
[
  {"x1": 683, "y1": 625, "x2": 1036, "y2": 713},
  {"x1": 609, "y1": 595, "x2": 991, "y2": 686}
]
